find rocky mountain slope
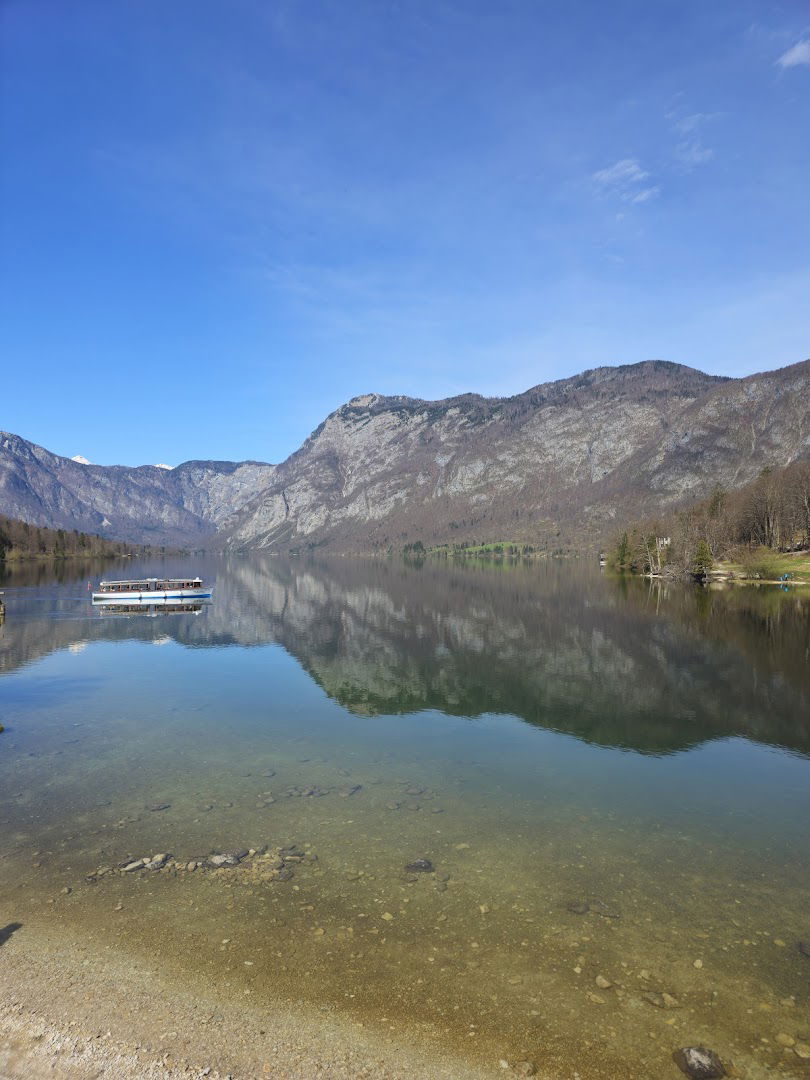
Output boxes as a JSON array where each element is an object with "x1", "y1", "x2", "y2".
[
  {"x1": 0, "y1": 431, "x2": 275, "y2": 545},
  {"x1": 2, "y1": 358, "x2": 808, "y2": 550},
  {"x1": 225, "y1": 359, "x2": 810, "y2": 551}
]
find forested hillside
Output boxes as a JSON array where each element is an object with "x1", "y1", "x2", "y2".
[
  {"x1": 612, "y1": 461, "x2": 810, "y2": 577},
  {"x1": 0, "y1": 514, "x2": 158, "y2": 561}
]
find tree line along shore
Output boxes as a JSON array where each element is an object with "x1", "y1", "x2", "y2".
[
  {"x1": 0, "y1": 514, "x2": 160, "y2": 562},
  {"x1": 609, "y1": 461, "x2": 810, "y2": 583}
]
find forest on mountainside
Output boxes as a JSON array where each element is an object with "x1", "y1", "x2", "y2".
[
  {"x1": 611, "y1": 460, "x2": 810, "y2": 578},
  {"x1": 0, "y1": 514, "x2": 160, "y2": 561}
]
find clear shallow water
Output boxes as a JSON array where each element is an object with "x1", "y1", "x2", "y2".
[{"x1": 0, "y1": 555, "x2": 808, "y2": 1078}]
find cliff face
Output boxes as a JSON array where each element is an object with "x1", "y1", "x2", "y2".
[
  {"x1": 0, "y1": 431, "x2": 276, "y2": 545},
  {"x1": 225, "y1": 359, "x2": 810, "y2": 551},
  {"x1": 2, "y1": 358, "x2": 809, "y2": 550}
]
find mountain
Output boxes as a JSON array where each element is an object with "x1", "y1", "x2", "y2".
[
  {"x1": 2, "y1": 359, "x2": 809, "y2": 551},
  {"x1": 0, "y1": 431, "x2": 276, "y2": 546},
  {"x1": 225, "y1": 359, "x2": 810, "y2": 552}
]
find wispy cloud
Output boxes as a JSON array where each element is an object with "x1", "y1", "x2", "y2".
[
  {"x1": 593, "y1": 158, "x2": 649, "y2": 186},
  {"x1": 777, "y1": 39, "x2": 810, "y2": 67},
  {"x1": 675, "y1": 141, "x2": 714, "y2": 167},
  {"x1": 592, "y1": 158, "x2": 659, "y2": 204},
  {"x1": 667, "y1": 109, "x2": 716, "y2": 171},
  {"x1": 630, "y1": 186, "x2": 660, "y2": 204},
  {"x1": 673, "y1": 112, "x2": 710, "y2": 135}
]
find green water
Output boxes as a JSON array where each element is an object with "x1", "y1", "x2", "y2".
[{"x1": 0, "y1": 555, "x2": 808, "y2": 1077}]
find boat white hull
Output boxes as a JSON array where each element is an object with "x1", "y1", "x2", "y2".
[{"x1": 92, "y1": 588, "x2": 213, "y2": 602}]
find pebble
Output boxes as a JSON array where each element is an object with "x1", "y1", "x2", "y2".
[
  {"x1": 207, "y1": 852, "x2": 245, "y2": 868},
  {"x1": 795, "y1": 1043, "x2": 810, "y2": 1060},
  {"x1": 693, "y1": 959, "x2": 703, "y2": 969},
  {"x1": 149, "y1": 803, "x2": 171, "y2": 812},
  {"x1": 123, "y1": 860, "x2": 145, "y2": 873},
  {"x1": 775, "y1": 1033, "x2": 795, "y2": 1047},
  {"x1": 672, "y1": 1046, "x2": 726, "y2": 1079},
  {"x1": 642, "y1": 991, "x2": 680, "y2": 1009},
  {"x1": 404, "y1": 859, "x2": 434, "y2": 873},
  {"x1": 381, "y1": 912, "x2": 394, "y2": 921},
  {"x1": 595, "y1": 975, "x2": 612, "y2": 990},
  {"x1": 511, "y1": 1062, "x2": 537, "y2": 1077},
  {"x1": 589, "y1": 898, "x2": 621, "y2": 919}
]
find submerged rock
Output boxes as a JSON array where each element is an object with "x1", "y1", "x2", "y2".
[
  {"x1": 511, "y1": 1062, "x2": 537, "y2": 1077},
  {"x1": 405, "y1": 859, "x2": 434, "y2": 873},
  {"x1": 207, "y1": 852, "x2": 246, "y2": 868},
  {"x1": 122, "y1": 860, "x2": 145, "y2": 873},
  {"x1": 589, "y1": 898, "x2": 621, "y2": 919},
  {"x1": 566, "y1": 900, "x2": 590, "y2": 915},
  {"x1": 642, "y1": 991, "x2": 680, "y2": 1009},
  {"x1": 798, "y1": 941, "x2": 810, "y2": 958},
  {"x1": 673, "y1": 1046, "x2": 726, "y2": 1079}
]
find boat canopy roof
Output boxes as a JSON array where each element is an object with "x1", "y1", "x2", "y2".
[{"x1": 99, "y1": 577, "x2": 203, "y2": 587}]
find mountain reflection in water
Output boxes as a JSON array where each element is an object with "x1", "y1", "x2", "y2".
[{"x1": 2, "y1": 554, "x2": 808, "y2": 756}]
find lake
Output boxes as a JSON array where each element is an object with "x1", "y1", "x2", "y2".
[{"x1": 0, "y1": 554, "x2": 808, "y2": 1078}]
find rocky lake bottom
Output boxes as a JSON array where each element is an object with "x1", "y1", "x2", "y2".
[{"x1": 0, "y1": 554, "x2": 808, "y2": 1078}]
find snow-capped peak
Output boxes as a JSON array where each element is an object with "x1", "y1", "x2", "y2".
[
  {"x1": 71, "y1": 454, "x2": 91, "y2": 465},
  {"x1": 153, "y1": 463, "x2": 174, "y2": 470}
]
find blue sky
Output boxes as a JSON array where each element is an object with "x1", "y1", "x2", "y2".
[{"x1": 1, "y1": 0, "x2": 808, "y2": 466}]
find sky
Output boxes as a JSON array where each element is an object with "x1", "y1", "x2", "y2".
[{"x1": 1, "y1": 0, "x2": 808, "y2": 467}]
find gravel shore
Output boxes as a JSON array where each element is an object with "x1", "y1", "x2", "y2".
[{"x1": 0, "y1": 920, "x2": 497, "y2": 1079}]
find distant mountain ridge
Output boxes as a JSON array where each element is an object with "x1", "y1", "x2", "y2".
[
  {"x1": 0, "y1": 430, "x2": 276, "y2": 545},
  {"x1": 2, "y1": 358, "x2": 809, "y2": 550}
]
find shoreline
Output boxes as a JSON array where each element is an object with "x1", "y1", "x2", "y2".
[{"x1": 0, "y1": 919, "x2": 500, "y2": 1080}]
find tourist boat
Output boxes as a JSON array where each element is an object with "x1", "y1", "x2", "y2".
[{"x1": 91, "y1": 577, "x2": 212, "y2": 601}]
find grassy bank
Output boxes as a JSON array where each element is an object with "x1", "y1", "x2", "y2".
[{"x1": 711, "y1": 549, "x2": 810, "y2": 585}]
